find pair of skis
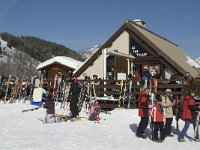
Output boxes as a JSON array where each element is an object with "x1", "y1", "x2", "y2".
[
  {"x1": 194, "y1": 111, "x2": 200, "y2": 138},
  {"x1": 22, "y1": 106, "x2": 41, "y2": 113},
  {"x1": 194, "y1": 97, "x2": 200, "y2": 138},
  {"x1": 174, "y1": 95, "x2": 180, "y2": 131},
  {"x1": 4, "y1": 74, "x2": 11, "y2": 103}
]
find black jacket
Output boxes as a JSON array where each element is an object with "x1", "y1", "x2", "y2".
[{"x1": 68, "y1": 81, "x2": 80, "y2": 102}]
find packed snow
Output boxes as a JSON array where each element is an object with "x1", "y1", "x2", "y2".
[{"x1": 0, "y1": 101, "x2": 199, "y2": 150}]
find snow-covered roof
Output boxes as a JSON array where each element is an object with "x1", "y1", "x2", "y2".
[{"x1": 36, "y1": 56, "x2": 83, "y2": 70}]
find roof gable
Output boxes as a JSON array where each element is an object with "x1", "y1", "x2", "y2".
[{"x1": 129, "y1": 20, "x2": 200, "y2": 77}]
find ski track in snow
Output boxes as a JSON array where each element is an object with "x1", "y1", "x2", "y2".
[{"x1": 0, "y1": 101, "x2": 199, "y2": 150}]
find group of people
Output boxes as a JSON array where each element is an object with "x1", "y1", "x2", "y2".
[
  {"x1": 136, "y1": 88, "x2": 200, "y2": 143},
  {"x1": 43, "y1": 75, "x2": 80, "y2": 123}
]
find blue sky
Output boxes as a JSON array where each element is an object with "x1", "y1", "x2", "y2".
[{"x1": 0, "y1": 0, "x2": 199, "y2": 59}]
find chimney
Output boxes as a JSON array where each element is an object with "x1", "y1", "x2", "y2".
[{"x1": 133, "y1": 19, "x2": 146, "y2": 27}]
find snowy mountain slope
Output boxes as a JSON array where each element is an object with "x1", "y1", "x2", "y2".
[
  {"x1": 186, "y1": 56, "x2": 200, "y2": 69},
  {"x1": 0, "y1": 37, "x2": 40, "y2": 76},
  {"x1": 81, "y1": 45, "x2": 101, "y2": 59},
  {"x1": 194, "y1": 57, "x2": 200, "y2": 66},
  {"x1": 0, "y1": 101, "x2": 199, "y2": 150}
]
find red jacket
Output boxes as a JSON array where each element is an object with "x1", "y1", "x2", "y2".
[
  {"x1": 150, "y1": 102, "x2": 164, "y2": 122},
  {"x1": 138, "y1": 92, "x2": 150, "y2": 117},
  {"x1": 182, "y1": 96, "x2": 194, "y2": 120}
]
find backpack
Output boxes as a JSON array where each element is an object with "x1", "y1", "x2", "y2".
[{"x1": 158, "y1": 103, "x2": 164, "y2": 114}]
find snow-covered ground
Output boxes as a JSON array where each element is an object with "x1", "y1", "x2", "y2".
[{"x1": 0, "y1": 101, "x2": 199, "y2": 150}]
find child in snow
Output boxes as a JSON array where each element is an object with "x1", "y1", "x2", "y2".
[
  {"x1": 150, "y1": 98, "x2": 165, "y2": 143},
  {"x1": 88, "y1": 101, "x2": 101, "y2": 121},
  {"x1": 43, "y1": 87, "x2": 55, "y2": 123}
]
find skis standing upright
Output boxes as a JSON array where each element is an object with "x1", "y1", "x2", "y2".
[
  {"x1": 174, "y1": 95, "x2": 180, "y2": 131},
  {"x1": 23, "y1": 77, "x2": 29, "y2": 103},
  {"x1": 118, "y1": 80, "x2": 124, "y2": 108},
  {"x1": 52, "y1": 74, "x2": 58, "y2": 100},
  {"x1": 127, "y1": 79, "x2": 132, "y2": 109},
  {"x1": 29, "y1": 76, "x2": 34, "y2": 104},
  {"x1": 78, "y1": 78, "x2": 90, "y2": 112},
  {"x1": 4, "y1": 74, "x2": 11, "y2": 103},
  {"x1": 194, "y1": 97, "x2": 200, "y2": 138},
  {"x1": 11, "y1": 75, "x2": 19, "y2": 103},
  {"x1": 0, "y1": 75, "x2": 5, "y2": 100},
  {"x1": 194, "y1": 110, "x2": 200, "y2": 139},
  {"x1": 18, "y1": 76, "x2": 24, "y2": 102}
]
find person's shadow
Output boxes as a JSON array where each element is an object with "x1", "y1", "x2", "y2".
[
  {"x1": 129, "y1": 123, "x2": 137, "y2": 135},
  {"x1": 129, "y1": 123, "x2": 152, "y2": 139},
  {"x1": 171, "y1": 126, "x2": 196, "y2": 141}
]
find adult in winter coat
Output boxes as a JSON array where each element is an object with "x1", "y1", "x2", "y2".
[
  {"x1": 161, "y1": 89, "x2": 174, "y2": 137},
  {"x1": 69, "y1": 77, "x2": 80, "y2": 118},
  {"x1": 178, "y1": 89, "x2": 200, "y2": 142},
  {"x1": 150, "y1": 98, "x2": 165, "y2": 143},
  {"x1": 43, "y1": 87, "x2": 55, "y2": 123},
  {"x1": 141, "y1": 68, "x2": 152, "y2": 89},
  {"x1": 136, "y1": 88, "x2": 150, "y2": 139}
]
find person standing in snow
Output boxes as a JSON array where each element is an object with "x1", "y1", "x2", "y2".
[
  {"x1": 150, "y1": 98, "x2": 165, "y2": 143},
  {"x1": 161, "y1": 89, "x2": 174, "y2": 137},
  {"x1": 68, "y1": 76, "x2": 80, "y2": 118},
  {"x1": 141, "y1": 67, "x2": 152, "y2": 89},
  {"x1": 178, "y1": 89, "x2": 200, "y2": 142},
  {"x1": 136, "y1": 88, "x2": 150, "y2": 139},
  {"x1": 43, "y1": 87, "x2": 55, "y2": 123}
]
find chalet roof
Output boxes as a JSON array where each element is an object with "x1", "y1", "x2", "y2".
[
  {"x1": 37, "y1": 56, "x2": 83, "y2": 70},
  {"x1": 128, "y1": 20, "x2": 200, "y2": 77},
  {"x1": 74, "y1": 20, "x2": 200, "y2": 78}
]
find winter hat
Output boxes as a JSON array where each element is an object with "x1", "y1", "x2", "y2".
[
  {"x1": 166, "y1": 89, "x2": 171, "y2": 93},
  {"x1": 71, "y1": 76, "x2": 77, "y2": 82}
]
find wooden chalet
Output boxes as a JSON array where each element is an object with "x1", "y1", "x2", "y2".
[
  {"x1": 74, "y1": 19, "x2": 200, "y2": 80},
  {"x1": 36, "y1": 56, "x2": 83, "y2": 79}
]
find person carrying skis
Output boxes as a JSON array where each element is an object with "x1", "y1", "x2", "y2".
[
  {"x1": 150, "y1": 98, "x2": 165, "y2": 143},
  {"x1": 68, "y1": 76, "x2": 80, "y2": 118},
  {"x1": 161, "y1": 89, "x2": 174, "y2": 137},
  {"x1": 43, "y1": 86, "x2": 55, "y2": 123},
  {"x1": 178, "y1": 89, "x2": 200, "y2": 142},
  {"x1": 136, "y1": 88, "x2": 150, "y2": 139}
]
